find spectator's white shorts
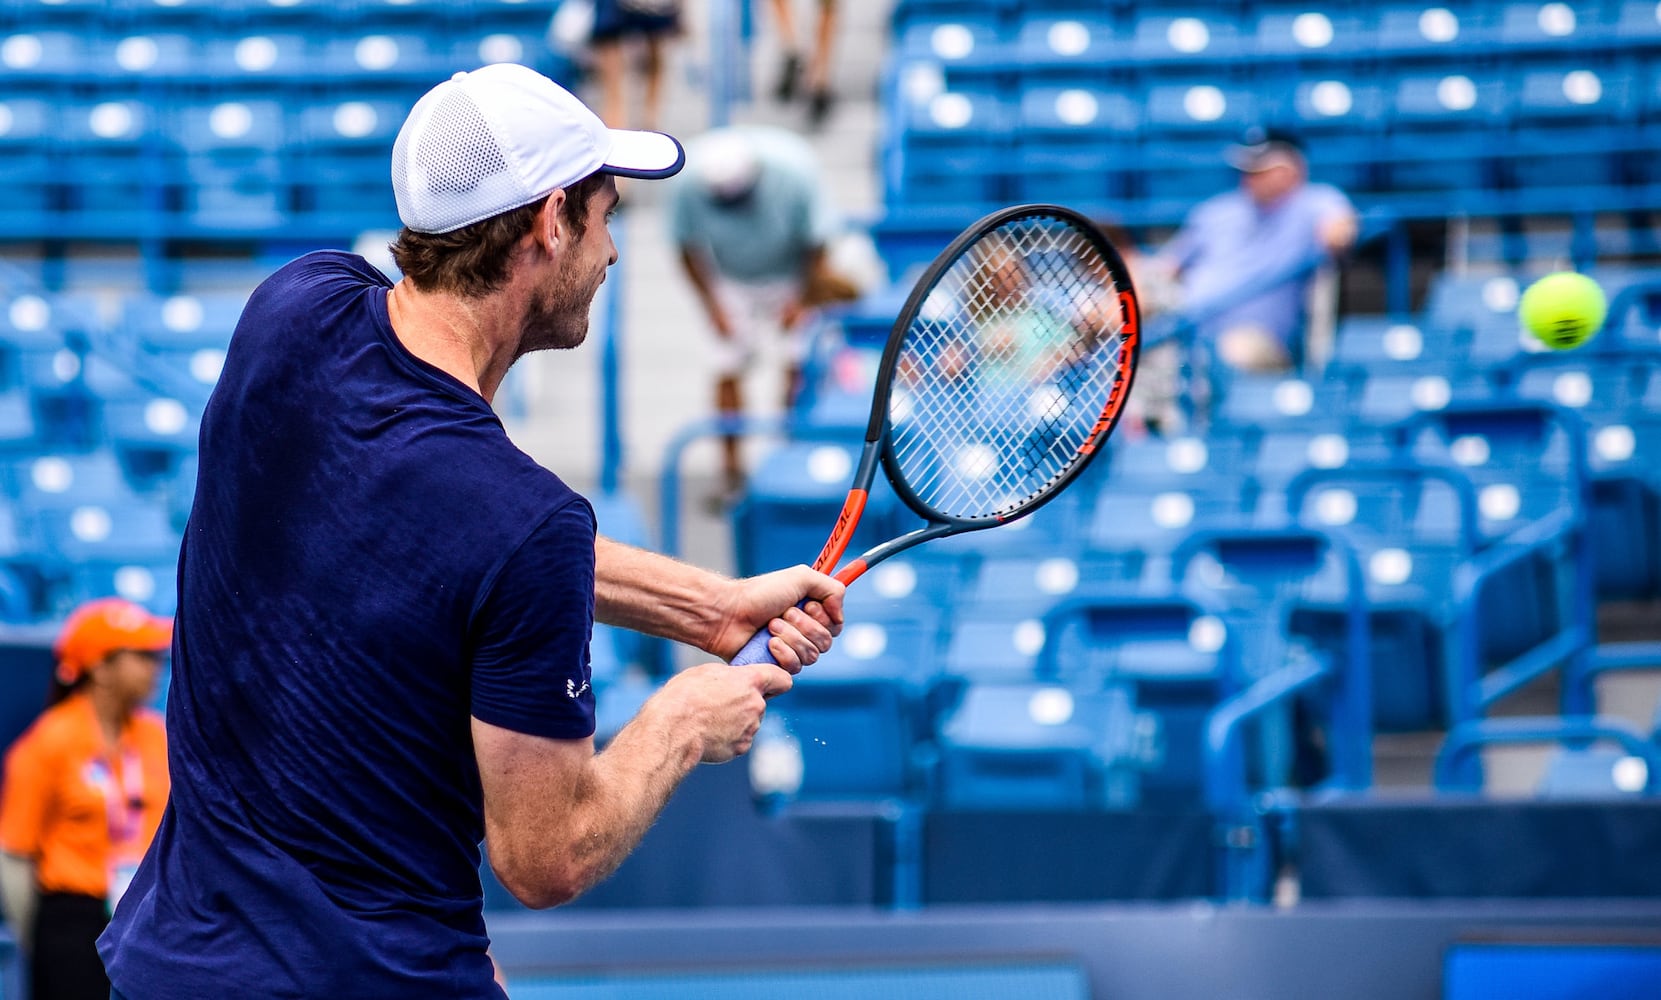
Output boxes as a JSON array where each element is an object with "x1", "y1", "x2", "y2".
[{"x1": 707, "y1": 277, "x2": 807, "y2": 377}]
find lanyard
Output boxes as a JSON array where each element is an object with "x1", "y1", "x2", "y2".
[{"x1": 85, "y1": 748, "x2": 145, "y2": 848}]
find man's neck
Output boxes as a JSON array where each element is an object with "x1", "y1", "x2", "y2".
[{"x1": 385, "y1": 280, "x2": 519, "y2": 403}]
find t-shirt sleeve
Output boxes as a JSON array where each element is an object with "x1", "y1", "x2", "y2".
[
  {"x1": 468, "y1": 500, "x2": 598, "y2": 740},
  {"x1": 0, "y1": 730, "x2": 51, "y2": 858},
  {"x1": 1310, "y1": 183, "x2": 1356, "y2": 222}
]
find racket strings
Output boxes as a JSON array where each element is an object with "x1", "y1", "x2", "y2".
[{"x1": 889, "y1": 217, "x2": 1132, "y2": 521}]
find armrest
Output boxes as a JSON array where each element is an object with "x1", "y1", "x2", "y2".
[
  {"x1": 1203, "y1": 652, "x2": 1330, "y2": 812},
  {"x1": 1434, "y1": 715, "x2": 1661, "y2": 794}
]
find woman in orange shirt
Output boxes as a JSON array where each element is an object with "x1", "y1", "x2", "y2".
[{"x1": 0, "y1": 598, "x2": 171, "y2": 1000}]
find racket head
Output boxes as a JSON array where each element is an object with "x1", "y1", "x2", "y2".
[{"x1": 868, "y1": 204, "x2": 1140, "y2": 529}]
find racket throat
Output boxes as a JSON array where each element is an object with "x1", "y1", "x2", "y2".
[{"x1": 812, "y1": 488, "x2": 868, "y2": 575}]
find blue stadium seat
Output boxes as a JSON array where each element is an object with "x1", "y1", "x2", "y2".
[
  {"x1": 104, "y1": 396, "x2": 203, "y2": 483},
  {"x1": 770, "y1": 614, "x2": 942, "y2": 802},
  {"x1": 168, "y1": 100, "x2": 286, "y2": 155},
  {"x1": 317, "y1": 32, "x2": 440, "y2": 81},
  {"x1": 0, "y1": 31, "x2": 88, "y2": 82},
  {"x1": 0, "y1": 98, "x2": 55, "y2": 231},
  {"x1": 107, "y1": 0, "x2": 229, "y2": 19},
  {"x1": 34, "y1": 500, "x2": 181, "y2": 570},
  {"x1": 66, "y1": 560, "x2": 179, "y2": 617},
  {"x1": 1383, "y1": 73, "x2": 1509, "y2": 198},
  {"x1": 8, "y1": 449, "x2": 143, "y2": 509},
  {"x1": 1246, "y1": 427, "x2": 1396, "y2": 519},
  {"x1": 1013, "y1": 86, "x2": 1139, "y2": 205},
  {"x1": 1537, "y1": 745, "x2": 1655, "y2": 798},
  {"x1": 891, "y1": 0, "x2": 1010, "y2": 35},
  {"x1": 891, "y1": 89, "x2": 1014, "y2": 207},
  {"x1": 201, "y1": 33, "x2": 313, "y2": 82},
  {"x1": 1251, "y1": 9, "x2": 1372, "y2": 57},
  {"x1": 1036, "y1": 594, "x2": 1235, "y2": 808},
  {"x1": 163, "y1": 100, "x2": 289, "y2": 231},
  {"x1": 1104, "y1": 434, "x2": 1231, "y2": 488},
  {"x1": 960, "y1": 550, "x2": 1130, "y2": 619},
  {"x1": 1278, "y1": 77, "x2": 1388, "y2": 191},
  {"x1": 1136, "y1": 83, "x2": 1259, "y2": 202},
  {"x1": 1088, "y1": 483, "x2": 1248, "y2": 587},
  {"x1": 1498, "y1": 1, "x2": 1600, "y2": 47},
  {"x1": 454, "y1": 29, "x2": 544, "y2": 71},
  {"x1": 95, "y1": 32, "x2": 197, "y2": 80},
  {"x1": 840, "y1": 551, "x2": 963, "y2": 624},
  {"x1": 895, "y1": 17, "x2": 1005, "y2": 66},
  {"x1": 1349, "y1": 370, "x2": 1491, "y2": 427},
  {"x1": 934, "y1": 681, "x2": 1144, "y2": 810},
  {"x1": 0, "y1": 291, "x2": 68, "y2": 387},
  {"x1": 1011, "y1": 14, "x2": 1119, "y2": 81},
  {"x1": 1170, "y1": 527, "x2": 1375, "y2": 795},
  {"x1": 1615, "y1": 0, "x2": 1661, "y2": 42},
  {"x1": 1425, "y1": 272, "x2": 1525, "y2": 341},
  {"x1": 1130, "y1": 12, "x2": 1244, "y2": 61},
  {"x1": 1288, "y1": 462, "x2": 1480, "y2": 730},
  {"x1": 1375, "y1": 4, "x2": 1489, "y2": 53},
  {"x1": 292, "y1": 98, "x2": 406, "y2": 229},
  {"x1": 940, "y1": 616, "x2": 1051, "y2": 685},
  {"x1": 0, "y1": 389, "x2": 41, "y2": 454},
  {"x1": 1507, "y1": 67, "x2": 1636, "y2": 191},
  {"x1": 122, "y1": 292, "x2": 247, "y2": 351},
  {"x1": 732, "y1": 441, "x2": 902, "y2": 577},
  {"x1": 1515, "y1": 66, "x2": 1633, "y2": 122},
  {"x1": 1403, "y1": 403, "x2": 1585, "y2": 542},
  {"x1": 1332, "y1": 316, "x2": 1458, "y2": 371},
  {"x1": 1214, "y1": 374, "x2": 1346, "y2": 431},
  {"x1": 55, "y1": 100, "x2": 161, "y2": 224},
  {"x1": 1143, "y1": 82, "x2": 1260, "y2": 136}
]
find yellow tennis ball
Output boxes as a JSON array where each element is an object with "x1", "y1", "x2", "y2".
[{"x1": 1518, "y1": 272, "x2": 1607, "y2": 351}]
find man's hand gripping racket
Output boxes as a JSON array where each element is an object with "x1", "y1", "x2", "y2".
[{"x1": 732, "y1": 204, "x2": 1140, "y2": 666}]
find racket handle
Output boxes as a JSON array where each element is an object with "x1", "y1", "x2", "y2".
[
  {"x1": 728, "y1": 598, "x2": 814, "y2": 666},
  {"x1": 728, "y1": 627, "x2": 779, "y2": 666}
]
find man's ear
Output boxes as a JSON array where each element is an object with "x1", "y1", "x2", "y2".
[{"x1": 535, "y1": 189, "x2": 568, "y2": 256}]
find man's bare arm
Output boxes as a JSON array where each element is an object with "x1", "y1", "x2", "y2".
[
  {"x1": 593, "y1": 536, "x2": 843, "y2": 667},
  {"x1": 475, "y1": 660, "x2": 790, "y2": 908}
]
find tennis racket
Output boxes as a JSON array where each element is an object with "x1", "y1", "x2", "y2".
[{"x1": 732, "y1": 204, "x2": 1140, "y2": 666}]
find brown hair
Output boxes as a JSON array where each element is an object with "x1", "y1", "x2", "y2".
[{"x1": 388, "y1": 172, "x2": 609, "y2": 298}]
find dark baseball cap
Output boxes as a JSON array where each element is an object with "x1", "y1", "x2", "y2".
[{"x1": 1225, "y1": 126, "x2": 1307, "y2": 171}]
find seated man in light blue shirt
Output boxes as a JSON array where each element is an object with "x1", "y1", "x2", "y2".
[
  {"x1": 670, "y1": 124, "x2": 843, "y2": 502},
  {"x1": 1155, "y1": 127, "x2": 1358, "y2": 373}
]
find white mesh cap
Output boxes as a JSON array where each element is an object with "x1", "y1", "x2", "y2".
[{"x1": 392, "y1": 63, "x2": 684, "y2": 234}]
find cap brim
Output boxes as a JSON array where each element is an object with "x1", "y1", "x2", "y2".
[
  {"x1": 1224, "y1": 143, "x2": 1270, "y2": 171},
  {"x1": 130, "y1": 617, "x2": 174, "y2": 652},
  {"x1": 602, "y1": 129, "x2": 686, "y2": 180}
]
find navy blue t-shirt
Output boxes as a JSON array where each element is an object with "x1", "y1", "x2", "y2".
[{"x1": 99, "y1": 252, "x2": 598, "y2": 998}]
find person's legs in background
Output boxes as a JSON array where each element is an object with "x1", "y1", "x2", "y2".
[
  {"x1": 590, "y1": 36, "x2": 628, "y2": 130},
  {"x1": 804, "y1": 0, "x2": 838, "y2": 126},
  {"x1": 768, "y1": 0, "x2": 802, "y2": 102},
  {"x1": 714, "y1": 371, "x2": 746, "y2": 505},
  {"x1": 768, "y1": 0, "x2": 838, "y2": 126},
  {"x1": 32, "y1": 892, "x2": 110, "y2": 1000},
  {"x1": 706, "y1": 281, "x2": 760, "y2": 510},
  {"x1": 640, "y1": 33, "x2": 668, "y2": 131}
]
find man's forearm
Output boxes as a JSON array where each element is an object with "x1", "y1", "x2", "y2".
[
  {"x1": 0, "y1": 852, "x2": 36, "y2": 953},
  {"x1": 594, "y1": 536, "x2": 727, "y2": 653}
]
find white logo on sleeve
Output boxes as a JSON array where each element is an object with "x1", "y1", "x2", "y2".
[{"x1": 567, "y1": 678, "x2": 591, "y2": 699}]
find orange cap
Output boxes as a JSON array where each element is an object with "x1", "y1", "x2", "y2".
[{"x1": 53, "y1": 598, "x2": 173, "y2": 686}]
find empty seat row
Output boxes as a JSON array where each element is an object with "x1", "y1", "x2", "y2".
[
  {"x1": 0, "y1": 28, "x2": 552, "y2": 85},
  {"x1": 896, "y1": 3, "x2": 1661, "y2": 70}
]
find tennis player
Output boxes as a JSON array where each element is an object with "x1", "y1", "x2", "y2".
[{"x1": 98, "y1": 63, "x2": 843, "y2": 999}]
